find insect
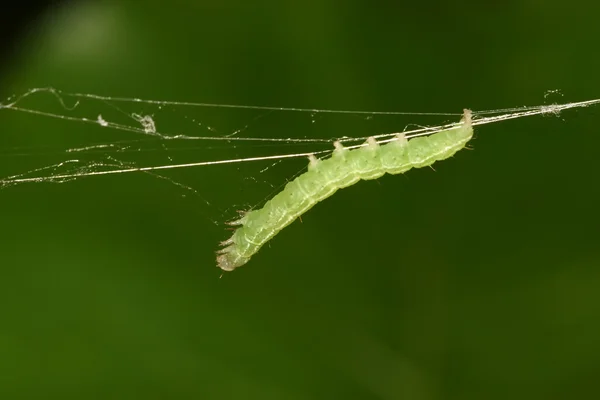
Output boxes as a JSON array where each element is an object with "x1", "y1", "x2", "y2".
[{"x1": 217, "y1": 109, "x2": 473, "y2": 271}]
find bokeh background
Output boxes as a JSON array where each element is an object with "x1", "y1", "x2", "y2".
[{"x1": 1, "y1": 1, "x2": 600, "y2": 399}]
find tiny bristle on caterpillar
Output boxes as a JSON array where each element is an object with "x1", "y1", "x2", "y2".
[{"x1": 216, "y1": 109, "x2": 474, "y2": 271}]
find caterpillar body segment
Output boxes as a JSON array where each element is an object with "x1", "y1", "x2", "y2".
[{"x1": 217, "y1": 110, "x2": 473, "y2": 271}]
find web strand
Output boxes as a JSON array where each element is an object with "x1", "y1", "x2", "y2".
[{"x1": 1, "y1": 88, "x2": 599, "y2": 187}]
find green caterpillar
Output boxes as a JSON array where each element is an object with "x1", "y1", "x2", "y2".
[{"x1": 217, "y1": 109, "x2": 473, "y2": 271}]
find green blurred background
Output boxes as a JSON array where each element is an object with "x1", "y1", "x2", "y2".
[{"x1": 1, "y1": 1, "x2": 600, "y2": 399}]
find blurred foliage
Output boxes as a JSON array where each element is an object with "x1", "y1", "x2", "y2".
[{"x1": 1, "y1": 0, "x2": 600, "y2": 399}]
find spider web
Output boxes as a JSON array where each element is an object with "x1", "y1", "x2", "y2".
[{"x1": 1, "y1": 87, "x2": 599, "y2": 227}]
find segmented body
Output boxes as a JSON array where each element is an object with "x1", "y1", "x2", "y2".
[{"x1": 217, "y1": 110, "x2": 473, "y2": 271}]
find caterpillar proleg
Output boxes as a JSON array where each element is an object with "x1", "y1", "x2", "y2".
[{"x1": 217, "y1": 109, "x2": 473, "y2": 271}]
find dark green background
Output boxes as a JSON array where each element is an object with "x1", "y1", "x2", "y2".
[{"x1": 2, "y1": 1, "x2": 600, "y2": 399}]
